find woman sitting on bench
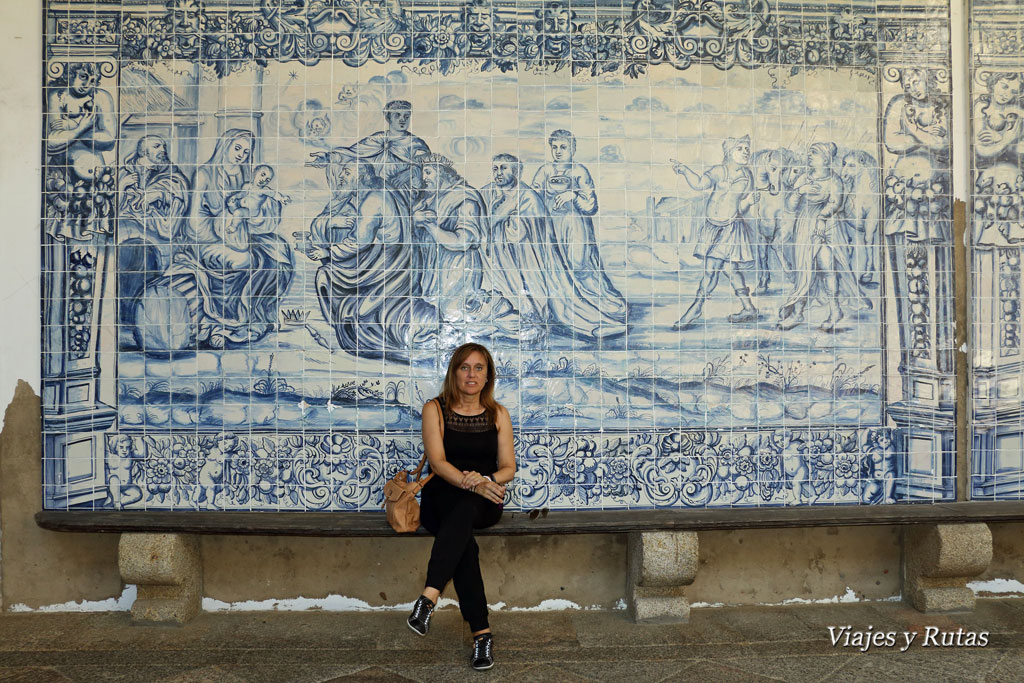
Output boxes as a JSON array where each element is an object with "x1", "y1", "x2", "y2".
[{"x1": 406, "y1": 343, "x2": 517, "y2": 671}]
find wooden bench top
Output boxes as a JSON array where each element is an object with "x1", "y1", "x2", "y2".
[{"x1": 35, "y1": 501, "x2": 1024, "y2": 537}]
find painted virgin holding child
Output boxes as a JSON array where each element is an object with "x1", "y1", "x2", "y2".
[{"x1": 139, "y1": 129, "x2": 294, "y2": 350}]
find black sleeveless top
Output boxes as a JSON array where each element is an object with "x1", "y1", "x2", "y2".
[{"x1": 433, "y1": 396, "x2": 498, "y2": 477}]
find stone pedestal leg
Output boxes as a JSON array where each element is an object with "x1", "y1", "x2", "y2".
[
  {"x1": 119, "y1": 533, "x2": 203, "y2": 624},
  {"x1": 627, "y1": 531, "x2": 698, "y2": 623},
  {"x1": 902, "y1": 523, "x2": 992, "y2": 613}
]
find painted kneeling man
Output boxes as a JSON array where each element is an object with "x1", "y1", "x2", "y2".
[
  {"x1": 414, "y1": 153, "x2": 508, "y2": 328},
  {"x1": 307, "y1": 151, "x2": 413, "y2": 356},
  {"x1": 482, "y1": 153, "x2": 552, "y2": 337}
]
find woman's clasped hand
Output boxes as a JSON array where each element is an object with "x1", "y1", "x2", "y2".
[{"x1": 460, "y1": 470, "x2": 506, "y2": 504}]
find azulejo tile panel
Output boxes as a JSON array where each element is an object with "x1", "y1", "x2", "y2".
[
  {"x1": 42, "y1": 0, "x2": 957, "y2": 511},
  {"x1": 971, "y1": 0, "x2": 1024, "y2": 500}
]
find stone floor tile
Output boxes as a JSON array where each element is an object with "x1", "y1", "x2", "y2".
[
  {"x1": 952, "y1": 600, "x2": 1024, "y2": 635},
  {"x1": 476, "y1": 663, "x2": 592, "y2": 682},
  {"x1": 555, "y1": 659, "x2": 693, "y2": 682},
  {"x1": 320, "y1": 665, "x2": 418, "y2": 682},
  {"x1": 722, "y1": 654, "x2": 860, "y2": 682},
  {"x1": 47, "y1": 668, "x2": 216, "y2": 683},
  {"x1": 44, "y1": 665, "x2": 398, "y2": 683},
  {"x1": 985, "y1": 651, "x2": 1024, "y2": 682},
  {"x1": 375, "y1": 663, "x2": 561, "y2": 683},
  {"x1": 372, "y1": 609, "x2": 464, "y2": 652},
  {"x1": 0, "y1": 669, "x2": 74, "y2": 683},
  {"x1": 570, "y1": 610, "x2": 714, "y2": 648},
  {"x1": 704, "y1": 606, "x2": 822, "y2": 643},
  {"x1": 479, "y1": 612, "x2": 580, "y2": 650},
  {"x1": 824, "y1": 650, "x2": 1005, "y2": 683},
  {"x1": 670, "y1": 659, "x2": 783, "y2": 682},
  {"x1": 786, "y1": 601, "x2": 907, "y2": 634},
  {"x1": 152, "y1": 666, "x2": 253, "y2": 683},
  {"x1": 0, "y1": 600, "x2": 1021, "y2": 682}
]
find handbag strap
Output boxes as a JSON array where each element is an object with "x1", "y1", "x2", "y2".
[{"x1": 411, "y1": 398, "x2": 443, "y2": 483}]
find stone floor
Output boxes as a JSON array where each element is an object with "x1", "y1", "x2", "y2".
[{"x1": 0, "y1": 599, "x2": 1022, "y2": 682}]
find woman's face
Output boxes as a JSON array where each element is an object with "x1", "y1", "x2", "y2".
[
  {"x1": 228, "y1": 137, "x2": 252, "y2": 165},
  {"x1": 905, "y1": 71, "x2": 928, "y2": 101},
  {"x1": 993, "y1": 77, "x2": 1020, "y2": 105},
  {"x1": 454, "y1": 350, "x2": 488, "y2": 397}
]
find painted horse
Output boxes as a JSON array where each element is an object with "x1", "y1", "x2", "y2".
[
  {"x1": 838, "y1": 150, "x2": 882, "y2": 286},
  {"x1": 751, "y1": 147, "x2": 800, "y2": 293}
]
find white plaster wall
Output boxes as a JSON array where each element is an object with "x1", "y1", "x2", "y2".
[
  {"x1": 0, "y1": 1, "x2": 42, "y2": 610},
  {"x1": 0, "y1": 1, "x2": 42, "y2": 404}
]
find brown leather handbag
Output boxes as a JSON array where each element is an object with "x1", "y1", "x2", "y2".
[{"x1": 382, "y1": 400, "x2": 440, "y2": 532}]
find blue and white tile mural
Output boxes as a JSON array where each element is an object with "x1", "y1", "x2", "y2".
[
  {"x1": 42, "y1": 0, "x2": 962, "y2": 511},
  {"x1": 971, "y1": 0, "x2": 1024, "y2": 500}
]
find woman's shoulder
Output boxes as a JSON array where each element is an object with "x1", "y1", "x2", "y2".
[{"x1": 421, "y1": 397, "x2": 443, "y2": 430}]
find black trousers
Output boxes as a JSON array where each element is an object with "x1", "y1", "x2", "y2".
[{"x1": 420, "y1": 482, "x2": 502, "y2": 632}]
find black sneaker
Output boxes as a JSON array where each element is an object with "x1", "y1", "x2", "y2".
[
  {"x1": 471, "y1": 633, "x2": 494, "y2": 671},
  {"x1": 407, "y1": 596, "x2": 434, "y2": 636}
]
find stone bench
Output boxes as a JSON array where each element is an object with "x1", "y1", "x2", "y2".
[{"x1": 36, "y1": 502, "x2": 1024, "y2": 625}]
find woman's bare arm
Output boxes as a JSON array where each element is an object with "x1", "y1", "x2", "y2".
[
  {"x1": 492, "y1": 405, "x2": 517, "y2": 485},
  {"x1": 421, "y1": 400, "x2": 470, "y2": 487},
  {"x1": 466, "y1": 405, "x2": 516, "y2": 505}
]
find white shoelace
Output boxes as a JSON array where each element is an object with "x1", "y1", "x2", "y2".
[
  {"x1": 474, "y1": 636, "x2": 493, "y2": 661},
  {"x1": 413, "y1": 598, "x2": 433, "y2": 625}
]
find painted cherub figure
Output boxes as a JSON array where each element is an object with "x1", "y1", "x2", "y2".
[
  {"x1": 230, "y1": 164, "x2": 291, "y2": 214},
  {"x1": 195, "y1": 433, "x2": 237, "y2": 510},
  {"x1": 105, "y1": 435, "x2": 144, "y2": 509},
  {"x1": 222, "y1": 164, "x2": 290, "y2": 250}
]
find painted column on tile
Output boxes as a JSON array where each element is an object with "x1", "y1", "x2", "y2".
[
  {"x1": 971, "y1": 0, "x2": 1024, "y2": 500},
  {"x1": 42, "y1": 37, "x2": 121, "y2": 507},
  {"x1": 879, "y1": 20, "x2": 956, "y2": 500}
]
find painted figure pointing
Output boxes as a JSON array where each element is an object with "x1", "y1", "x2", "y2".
[{"x1": 671, "y1": 135, "x2": 759, "y2": 330}]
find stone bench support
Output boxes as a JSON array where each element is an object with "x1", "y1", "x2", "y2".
[
  {"x1": 627, "y1": 531, "x2": 698, "y2": 623},
  {"x1": 902, "y1": 522, "x2": 992, "y2": 613},
  {"x1": 119, "y1": 533, "x2": 202, "y2": 624}
]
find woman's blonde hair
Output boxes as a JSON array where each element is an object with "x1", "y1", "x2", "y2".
[{"x1": 440, "y1": 343, "x2": 499, "y2": 425}]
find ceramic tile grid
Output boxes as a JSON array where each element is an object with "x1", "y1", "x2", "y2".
[
  {"x1": 41, "y1": 0, "x2": 957, "y2": 512},
  {"x1": 971, "y1": 0, "x2": 1024, "y2": 500}
]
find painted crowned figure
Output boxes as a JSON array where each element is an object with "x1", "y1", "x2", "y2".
[
  {"x1": 485, "y1": 152, "x2": 626, "y2": 341},
  {"x1": 414, "y1": 153, "x2": 514, "y2": 329}
]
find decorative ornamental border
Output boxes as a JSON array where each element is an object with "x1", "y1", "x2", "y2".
[
  {"x1": 92, "y1": 426, "x2": 909, "y2": 511},
  {"x1": 49, "y1": 0, "x2": 881, "y2": 78}
]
